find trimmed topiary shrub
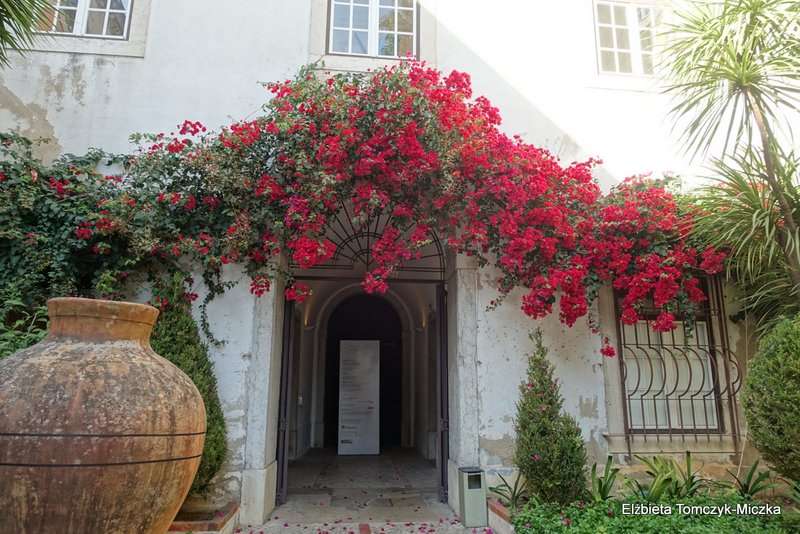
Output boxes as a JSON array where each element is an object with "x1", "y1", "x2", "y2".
[
  {"x1": 150, "y1": 275, "x2": 227, "y2": 496},
  {"x1": 514, "y1": 329, "x2": 587, "y2": 505},
  {"x1": 743, "y1": 315, "x2": 800, "y2": 481}
]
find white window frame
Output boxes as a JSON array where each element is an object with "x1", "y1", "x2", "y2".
[
  {"x1": 328, "y1": 0, "x2": 417, "y2": 59},
  {"x1": 39, "y1": 0, "x2": 134, "y2": 40},
  {"x1": 593, "y1": 1, "x2": 657, "y2": 77}
]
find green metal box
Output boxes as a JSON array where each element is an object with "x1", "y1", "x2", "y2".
[{"x1": 458, "y1": 466, "x2": 488, "y2": 527}]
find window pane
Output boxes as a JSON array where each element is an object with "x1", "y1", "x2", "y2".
[
  {"x1": 332, "y1": 29, "x2": 349, "y2": 52},
  {"x1": 110, "y1": 0, "x2": 128, "y2": 9},
  {"x1": 59, "y1": 0, "x2": 78, "y2": 7},
  {"x1": 613, "y1": 5, "x2": 627, "y2": 25},
  {"x1": 90, "y1": 0, "x2": 108, "y2": 7},
  {"x1": 642, "y1": 53, "x2": 654, "y2": 74},
  {"x1": 398, "y1": 34, "x2": 413, "y2": 57},
  {"x1": 379, "y1": 8, "x2": 395, "y2": 30},
  {"x1": 333, "y1": 4, "x2": 350, "y2": 28},
  {"x1": 640, "y1": 29, "x2": 653, "y2": 51},
  {"x1": 379, "y1": 32, "x2": 395, "y2": 56},
  {"x1": 354, "y1": 0, "x2": 368, "y2": 3},
  {"x1": 85, "y1": 11, "x2": 106, "y2": 34},
  {"x1": 399, "y1": 0, "x2": 413, "y2": 6},
  {"x1": 107, "y1": 12, "x2": 126, "y2": 36},
  {"x1": 55, "y1": 9, "x2": 77, "y2": 32},
  {"x1": 397, "y1": 9, "x2": 412, "y2": 32},
  {"x1": 597, "y1": 3, "x2": 611, "y2": 24},
  {"x1": 36, "y1": 4, "x2": 56, "y2": 31},
  {"x1": 598, "y1": 26, "x2": 613, "y2": 48},
  {"x1": 353, "y1": 6, "x2": 368, "y2": 29},
  {"x1": 351, "y1": 30, "x2": 368, "y2": 54},
  {"x1": 617, "y1": 51, "x2": 632, "y2": 73},
  {"x1": 638, "y1": 7, "x2": 652, "y2": 27},
  {"x1": 615, "y1": 28, "x2": 630, "y2": 49},
  {"x1": 380, "y1": 0, "x2": 394, "y2": 5},
  {"x1": 600, "y1": 50, "x2": 616, "y2": 72}
]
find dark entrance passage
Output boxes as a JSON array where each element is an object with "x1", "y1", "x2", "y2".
[
  {"x1": 323, "y1": 294, "x2": 402, "y2": 450},
  {"x1": 274, "y1": 210, "x2": 450, "y2": 507}
]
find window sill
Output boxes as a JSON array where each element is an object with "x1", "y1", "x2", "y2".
[
  {"x1": 587, "y1": 73, "x2": 664, "y2": 93},
  {"x1": 311, "y1": 53, "x2": 405, "y2": 73},
  {"x1": 604, "y1": 433, "x2": 739, "y2": 456},
  {"x1": 29, "y1": 34, "x2": 145, "y2": 58}
]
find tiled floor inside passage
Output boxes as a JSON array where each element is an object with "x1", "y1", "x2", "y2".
[{"x1": 243, "y1": 448, "x2": 483, "y2": 533}]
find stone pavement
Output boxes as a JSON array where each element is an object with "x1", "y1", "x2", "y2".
[
  {"x1": 236, "y1": 519, "x2": 489, "y2": 533},
  {"x1": 237, "y1": 449, "x2": 492, "y2": 534}
]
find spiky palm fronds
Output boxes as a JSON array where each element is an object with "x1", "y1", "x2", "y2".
[
  {"x1": 688, "y1": 150, "x2": 800, "y2": 331},
  {"x1": 663, "y1": 0, "x2": 800, "y2": 158},
  {"x1": 0, "y1": 0, "x2": 52, "y2": 67}
]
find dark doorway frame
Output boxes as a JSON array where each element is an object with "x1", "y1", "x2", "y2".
[
  {"x1": 275, "y1": 300, "x2": 294, "y2": 505},
  {"x1": 274, "y1": 279, "x2": 449, "y2": 505}
]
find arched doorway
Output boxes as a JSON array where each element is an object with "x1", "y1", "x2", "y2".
[
  {"x1": 273, "y1": 205, "x2": 450, "y2": 516},
  {"x1": 323, "y1": 295, "x2": 403, "y2": 450}
]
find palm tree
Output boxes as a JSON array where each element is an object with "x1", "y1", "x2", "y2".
[
  {"x1": 664, "y1": 0, "x2": 800, "y2": 329},
  {"x1": 0, "y1": 0, "x2": 52, "y2": 67}
]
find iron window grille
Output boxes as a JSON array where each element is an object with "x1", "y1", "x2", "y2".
[{"x1": 614, "y1": 276, "x2": 742, "y2": 453}]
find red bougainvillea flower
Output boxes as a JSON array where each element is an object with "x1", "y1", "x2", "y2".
[
  {"x1": 600, "y1": 338, "x2": 616, "y2": 358},
  {"x1": 285, "y1": 282, "x2": 312, "y2": 303},
  {"x1": 179, "y1": 120, "x2": 207, "y2": 136},
  {"x1": 115, "y1": 61, "x2": 726, "y2": 349},
  {"x1": 653, "y1": 311, "x2": 676, "y2": 332},
  {"x1": 75, "y1": 223, "x2": 93, "y2": 240},
  {"x1": 250, "y1": 275, "x2": 271, "y2": 297}
]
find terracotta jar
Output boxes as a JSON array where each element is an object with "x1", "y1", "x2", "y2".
[{"x1": 0, "y1": 298, "x2": 206, "y2": 534}]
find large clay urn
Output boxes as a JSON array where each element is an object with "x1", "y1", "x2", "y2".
[{"x1": 0, "y1": 298, "x2": 206, "y2": 534}]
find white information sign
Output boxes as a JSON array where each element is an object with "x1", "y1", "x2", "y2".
[{"x1": 338, "y1": 340, "x2": 380, "y2": 455}]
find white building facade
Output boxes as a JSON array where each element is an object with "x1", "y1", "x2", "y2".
[{"x1": 1, "y1": 0, "x2": 753, "y2": 525}]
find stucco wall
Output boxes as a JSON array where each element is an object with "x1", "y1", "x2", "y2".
[
  {"x1": 474, "y1": 268, "x2": 609, "y2": 475},
  {"x1": 180, "y1": 266, "x2": 259, "y2": 511},
  {"x1": 0, "y1": 0, "x2": 312, "y2": 160}
]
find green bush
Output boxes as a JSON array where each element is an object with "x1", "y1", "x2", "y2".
[
  {"x1": 0, "y1": 293, "x2": 47, "y2": 359},
  {"x1": 150, "y1": 277, "x2": 227, "y2": 496},
  {"x1": 513, "y1": 495, "x2": 787, "y2": 533},
  {"x1": 514, "y1": 330, "x2": 587, "y2": 505},
  {"x1": 743, "y1": 315, "x2": 800, "y2": 481}
]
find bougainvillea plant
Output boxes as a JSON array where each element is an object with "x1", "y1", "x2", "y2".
[{"x1": 0, "y1": 62, "x2": 724, "y2": 351}]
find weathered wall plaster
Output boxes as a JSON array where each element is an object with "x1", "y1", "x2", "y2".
[{"x1": 474, "y1": 270, "x2": 610, "y2": 474}]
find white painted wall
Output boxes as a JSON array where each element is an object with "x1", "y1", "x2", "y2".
[
  {"x1": 1, "y1": 0, "x2": 723, "y2": 184},
  {"x1": 0, "y1": 0, "x2": 312, "y2": 160},
  {"x1": 474, "y1": 273, "x2": 609, "y2": 472}
]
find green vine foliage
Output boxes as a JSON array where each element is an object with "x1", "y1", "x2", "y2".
[
  {"x1": 514, "y1": 329, "x2": 587, "y2": 505},
  {"x1": 0, "y1": 133, "x2": 132, "y2": 305},
  {"x1": 0, "y1": 134, "x2": 227, "y2": 495},
  {"x1": 0, "y1": 289, "x2": 47, "y2": 359},
  {"x1": 149, "y1": 274, "x2": 227, "y2": 496}
]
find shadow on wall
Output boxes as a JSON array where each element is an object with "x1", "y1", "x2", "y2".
[{"x1": 425, "y1": 4, "x2": 617, "y2": 188}]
